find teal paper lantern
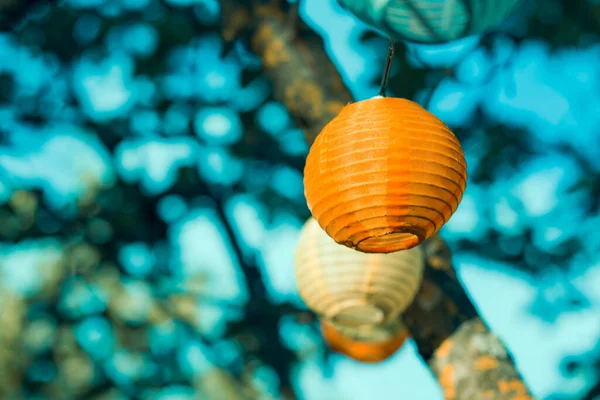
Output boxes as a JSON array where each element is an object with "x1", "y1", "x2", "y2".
[{"x1": 338, "y1": 0, "x2": 523, "y2": 43}]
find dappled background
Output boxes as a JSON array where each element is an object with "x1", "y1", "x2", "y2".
[{"x1": 0, "y1": 0, "x2": 599, "y2": 399}]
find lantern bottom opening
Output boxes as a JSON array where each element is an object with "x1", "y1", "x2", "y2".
[
  {"x1": 330, "y1": 303, "x2": 385, "y2": 327},
  {"x1": 354, "y1": 229, "x2": 423, "y2": 254}
]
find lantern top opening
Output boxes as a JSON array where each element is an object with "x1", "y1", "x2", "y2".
[{"x1": 340, "y1": 96, "x2": 425, "y2": 115}]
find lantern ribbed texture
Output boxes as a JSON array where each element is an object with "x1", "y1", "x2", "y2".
[
  {"x1": 294, "y1": 218, "x2": 424, "y2": 326},
  {"x1": 304, "y1": 96, "x2": 467, "y2": 253},
  {"x1": 337, "y1": 0, "x2": 523, "y2": 43},
  {"x1": 320, "y1": 317, "x2": 409, "y2": 363}
]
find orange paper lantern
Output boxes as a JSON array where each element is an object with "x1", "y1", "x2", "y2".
[
  {"x1": 304, "y1": 96, "x2": 467, "y2": 253},
  {"x1": 320, "y1": 318, "x2": 409, "y2": 363}
]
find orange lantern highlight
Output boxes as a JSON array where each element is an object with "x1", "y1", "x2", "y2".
[
  {"x1": 304, "y1": 96, "x2": 467, "y2": 253},
  {"x1": 320, "y1": 318, "x2": 409, "y2": 363}
]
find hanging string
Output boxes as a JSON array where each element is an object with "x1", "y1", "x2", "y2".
[{"x1": 378, "y1": 37, "x2": 395, "y2": 97}]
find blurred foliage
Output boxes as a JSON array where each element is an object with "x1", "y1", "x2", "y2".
[{"x1": 0, "y1": 0, "x2": 599, "y2": 399}]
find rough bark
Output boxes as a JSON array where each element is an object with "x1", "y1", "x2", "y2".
[
  {"x1": 415, "y1": 238, "x2": 534, "y2": 399},
  {"x1": 219, "y1": 1, "x2": 534, "y2": 398},
  {"x1": 220, "y1": 0, "x2": 353, "y2": 144},
  {"x1": 404, "y1": 234, "x2": 478, "y2": 360},
  {"x1": 429, "y1": 318, "x2": 534, "y2": 400}
]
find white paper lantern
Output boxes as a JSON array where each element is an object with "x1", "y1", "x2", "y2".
[{"x1": 294, "y1": 218, "x2": 424, "y2": 326}]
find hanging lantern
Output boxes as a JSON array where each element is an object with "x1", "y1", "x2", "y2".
[
  {"x1": 337, "y1": 0, "x2": 523, "y2": 43},
  {"x1": 320, "y1": 317, "x2": 409, "y2": 363},
  {"x1": 294, "y1": 218, "x2": 424, "y2": 325},
  {"x1": 303, "y1": 96, "x2": 467, "y2": 253}
]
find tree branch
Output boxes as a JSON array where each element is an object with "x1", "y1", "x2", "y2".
[
  {"x1": 404, "y1": 235, "x2": 478, "y2": 360},
  {"x1": 220, "y1": 0, "x2": 353, "y2": 144},
  {"x1": 219, "y1": 1, "x2": 534, "y2": 398},
  {"x1": 429, "y1": 318, "x2": 534, "y2": 400}
]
